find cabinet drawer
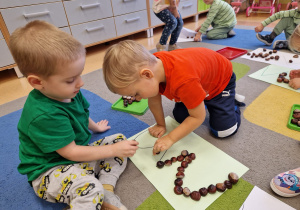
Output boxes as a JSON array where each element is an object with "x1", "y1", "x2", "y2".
[
  {"x1": 70, "y1": 18, "x2": 116, "y2": 46},
  {"x1": 178, "y1": 0, "x2": 197, "y2": 18},
  {"x1": 0, "y1": 39, "x2": 15, "y2": 68},
  {"x1": 111, "y1": 0, "x2": 146, "y2": 16},
  {"x1": 115, "y1": 10, "x2": 148, "y2": 36},
  {"x1": 1, "y1": 2, "x2": 68, "y2": 34},
  {"x1": 63, "y1": 0, "x2": 113, "y2": 25},
  {"x1": 0, "y1": 0, "x2": 57, "y2": 8}
]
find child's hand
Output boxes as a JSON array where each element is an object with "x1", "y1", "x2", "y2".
[
  {"x1": 194, "y1": 32, "x2": 202, "y2": 42},
  {"x1": 195, "y1": 25, "x2": 201, "y2": 32},
  {"x1": 94, "y1": 120, "x2": 111, "y2": 132},
  {"x1": 255, "y1": 24, "x2": 264, "y2": 33},
  {"x1": 289, "y1": 69, "x2": 300, "y2": 79},
  {"x1": 148, "y1": 124, "x2": 166, "y2": 138},
  {"x1": 289, "y1": 78, "x2": 300, "y2": 89},
  {"x1": 113, "y1": 140, "x2": 139, "y2": 157},
  {"x1": 152, "y1": 135, "x2": 174, "y2": 155}
]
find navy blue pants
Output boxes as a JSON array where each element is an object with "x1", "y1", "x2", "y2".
[
  {"x1": 173, "y1": 72, "x2": 241, "y2": 138},
  {"x1": 154, "y1": 9, "x2": 184, "y2": 45}
]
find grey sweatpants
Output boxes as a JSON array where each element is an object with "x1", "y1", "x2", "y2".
[{"x1": 32, "y1": 133, "x2": 127, "y2": 210}]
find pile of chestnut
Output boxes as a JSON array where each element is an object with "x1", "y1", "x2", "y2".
[
  {"x1": 291, "y1": 109, "x2": 300, "y2": 127},
  {"x1": 156, "y1": 150, "x2": 239, "y2": 201},
  {"x1": 277, "y1": 72, "x2": 289, "y2": 84},
  {"x1": 122, "y1": 96, "x2": 140, "y2": 107},
  {"x1": 247, "y1": 49, "x2": 279, "y2": 61}
]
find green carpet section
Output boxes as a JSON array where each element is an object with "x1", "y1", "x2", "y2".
[
  {"x1": 136, "y1": 178, "x2": 254, "y2": 210},
  {"x1": 207, "y1": 178, "x2": 254, "y2": 210},
  {"x1": 232, "y1": 62, "x2": 250, "y2": 81}
]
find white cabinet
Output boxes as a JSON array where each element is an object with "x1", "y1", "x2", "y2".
[
  {"x1": 0, "y1": 0, "x2": 58, "y2": 8},
  {"x1": 1, "y1": 2, "x2": 68, "y2": 34},
  {"x1": 0, "y1": 39, "x2": 15, "y2": 68},
  {"x1": 63, "y1": 0, "x2": 113, "y2": 25},
  {"x1": 111, "y1": 0, "x2": 147, "y2": 16}
]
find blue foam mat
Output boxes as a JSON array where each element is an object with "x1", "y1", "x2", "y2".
[
  {"x1": 201, "y1": 28, "x2": 286, "y2": 50},
  {"x1": 0, "y1": 89, "x2": 149, "y2": 210}
]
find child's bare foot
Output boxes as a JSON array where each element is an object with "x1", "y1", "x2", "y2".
[{"x1": 289, "y1": 69, "x2": 300, "y2": 79}]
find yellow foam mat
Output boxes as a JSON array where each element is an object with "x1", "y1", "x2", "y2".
[{"x1": 244, "y1": 85, "x2": 300, "y2": 140}]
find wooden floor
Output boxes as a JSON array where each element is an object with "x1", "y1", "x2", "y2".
[{"x1": 0, "y1": 11, "x2": 279, "y2": 105}]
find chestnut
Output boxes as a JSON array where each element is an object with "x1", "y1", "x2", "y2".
[
  {"x1": 228, "y1": 172, "x2": 239, "y2": 184},
  {"x1": 270, "y1": 56, "x2": 274, "y2": 59},
  {"x1": 174, "y1": 178, "x2": 183, "y2": 186},
  {"x1": 156, "y1": 161, "x2": 164, "y2": 169},
  {"x1": 289, "y1": 60, "x2": 293, "y2": 63},
  {"x1": 273, "y1": 49, "x2": 277, "y2": 53},
  {"x1": 269, "y1": 51, "x2": 272, "y2": 54},
  {"x1": 293, "y1": 109, "x2": 300, "y2": 113},
  {"x1": 277, "y1": 78, "x2": 283, "y2": 83},
  {"x1": 293, "y1": 54, "x2": 299, "y2": 58},
  {"x1": 275, "y1": 55, "x2": 279, "y2": 60},
  {"x1": 176, "y1": 171, "x2": 185, "y2": 179},
  {"x1": 265, "y1": 58, "x2": 270, "y2": 61},
  {"x1": 283, "y1": 78, "x2": 289, "y2": 83},
  {"x1": 224, "y1": 180, "x2": 232, "y2": 189},
  {"x1": 181, "y1": 161, "x2": 188, "y2": 168},
  {"x1": 184, "y1": 156, "x2": 192, "y2": 164},
  {"x1": 291, "y1": 118, "x2": 298, "y2": 125},
  {"x1": 189, "y1": 153, "x2": 196, "y2": 160},
  {"x1": 293, "y1": 113, "x2": 300, "y2": 119},
  {"x1": 216, "y1": 183, "x2": 227, "y2": 192},
  {"x1": 190, "y1": 191, "x2": 201, "y2": 201},
  {"x1": 164, "y1": 159, "x2": 172, "y2": 166},
  {"x1": 177, "y1": 166, "x2": 185, "y2": 172},
  {"x1": 183, "y1": 187, "x2": 191, "y2": 197},
  {"x1": 174, "y1": 185, "x2": 183, "y2": 195},
  {"x1": 263, "y1": 48, "x2": 266, "y2": 51},
  {"x1": 207, "y1": 184, "x2": 217, "y2": 194},
  {"x1": 199, "y1": 187, "x2": 208, "y2": 196},
  {"x1": 181, "y1": 150, "x2": 189, "y2": 157},
  {"x1": 247, "y1": 52, "x2": 251, "y2": 55},
  {"x1": 282, "y1": 72, "x2": 287, "y2": 76},
  {"x1": 171, "y1": 157, "x2": 177, "y2": 163},
  {"x1": 177, "y1": 155, "x2": 184, "y2": 162}
]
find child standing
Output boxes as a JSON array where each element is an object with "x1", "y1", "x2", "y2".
[
  {"x1": 103, "y1": 40, "x2": 242, "y2": 155},
  {"x1": 255, "y1": 0, "x2": 300, "y2": 50},
  {"x1": 9, "y1": 20, "x2": 138, "y2": 210},
  {"x1": 194, "y1": 0, "x2": 237, "y2": 42},
  {"x1": 152, "y1": 0, "x2": 183, "y2": 51}
]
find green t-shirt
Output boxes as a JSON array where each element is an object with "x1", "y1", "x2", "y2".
[{"x1": 17, "y1": 89, "x2": 91, "y2": 183}]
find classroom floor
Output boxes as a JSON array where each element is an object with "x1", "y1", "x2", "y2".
[{"x1": 0, "y1": 11, "x2": 278, "y2": 105}]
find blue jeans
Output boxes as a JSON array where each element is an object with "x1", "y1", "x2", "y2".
[
  {"x1": 154, "y1": 9, "x2": 183, "y2": 45},
  {"x1": 173, "y1": 72, "x2": 241, "y2": 138}
]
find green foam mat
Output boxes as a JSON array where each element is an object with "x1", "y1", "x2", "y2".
[
  {"x1": 136, "y1": 178, "x2": 254, "y2": 210},
  {"x1": 232, "y1": 62, "x2": 250, "y2": 81}
]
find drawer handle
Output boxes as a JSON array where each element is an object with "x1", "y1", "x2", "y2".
[
  {"x1": 86, "y1": 25, "x2": 104, "y2": 32},
  {"x1": 80, "y1": 3, "x2": 101, "y2": 10},
  {"x1": 125, "y1": 17, "x2": 140, "y2": 23},
  {"x1": 123, "y1": 0, "x2": 135, "y2": 2},
  {"x1": 182, "y1": 3, "x2": 193, "y2": 8},
  {"x1": 23, "y1": 11, "x2": 50, "y2": 18}
]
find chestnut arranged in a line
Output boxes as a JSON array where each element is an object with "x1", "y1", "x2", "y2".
[
  {"x1": 122, "y1": 95, "x2": 140, "y2": 107},
  {"x1": 156, "y1": 150, "x2": 239, "y2": 201}
]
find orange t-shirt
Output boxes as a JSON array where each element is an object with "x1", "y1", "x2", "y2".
[{"x1": 153, "y1": 48, "x2": 232, "y2": 109}]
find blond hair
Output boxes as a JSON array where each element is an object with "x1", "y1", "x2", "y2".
[
  {"x1": 9, "y1": 20, "x2": 85, "y2": 78},
  {"x1": 289, "y1": 24, "x2": 300, "y2": 54},
  {"x1": 102, "y1": 40, "x2": 157, "y2": 92}
]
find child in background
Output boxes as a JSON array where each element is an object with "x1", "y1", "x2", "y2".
[
  {"x1": 194, "y1": 0, "x2": 236, "y2": 42},
  {"x1": 103, "y1": 40, "x2": 242, "y2": 155},
  {"x1": 10, "y1": 20, "x2": 138, "y2": 210},
  {"x1": 152, "y1": 0, "x2": 183, "y2": 51},
  {"x1": 255, "y1": 0, "x2": 300, "y2": 50}
]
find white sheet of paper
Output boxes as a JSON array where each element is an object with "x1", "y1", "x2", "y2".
[
  {"x1": 248, "y1": 64, "x2": 300, "y2": 93},
  {"x1": 241, "y1": 48, "x2": 300, "y2": 69},
  {"x1": 177, "y1": 27, "x2": 197, "y2": 42},
  {"x1": 129, "y1": 116, "x2": 249, "y2": 210},
  {"x1": 239, "y1": 186, "x2": 296, "y2": 210}
]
